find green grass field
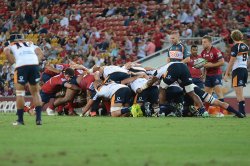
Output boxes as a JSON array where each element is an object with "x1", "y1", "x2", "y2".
[{"x1": 0, "y1": 114, "x2": 250, "y2": 166}]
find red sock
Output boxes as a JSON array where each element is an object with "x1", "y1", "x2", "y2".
[
  {"x1": 57, "y1": 105, "x2": 64, "y2": 112},
  {"x1": 68, "y1": 102, "x2": 74, "y2": 113},
  {"x1": 49, "y1": 104, "x2": 55, "y2": 110},
  {"x1": 204, "y1": 103, "x2": 210, "y2": 111}
]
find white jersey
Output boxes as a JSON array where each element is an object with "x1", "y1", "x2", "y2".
[
  {"x1": 7, "y1": 41, "x2": 39, "y2": 68},
  {"x1": 93, "y1": 82, "x2": 127, "y2": 100},
  {"x1": 231, "y1": 43, "x2": 249, "y2": 71},
  {"x1": 103, "y1": 65, "x2": 129, "y2": 78},
  {"x1": 130, "y1": 78, "x2": 148, "y2": 92}
]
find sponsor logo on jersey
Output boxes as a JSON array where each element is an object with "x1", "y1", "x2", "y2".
[{"x1": 241, "y1": 45, "x2": 246, "y2": 50}]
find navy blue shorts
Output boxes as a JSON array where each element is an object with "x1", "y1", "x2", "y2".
[
  {"x1": 232, "y1": 68, "x2": 248, "y2": 87},
  {"x1": 40, "y1": 91, "x2": 55, "y2": 103},
  {"x1": 192, "y1": 78, "x2": 204, "y2": 89},
  {"x1": 136, "y1": 86, "x2": 159, "y2": 104},
  {"x1": 14, "y1": 65, "x2": 40, "y2": 85},
  {"x1": 107, "y1": 72, "x2": 130, "y2": 83},
  {"x1": 205, "y1": 75, "x2": 222, "y2": 87}
]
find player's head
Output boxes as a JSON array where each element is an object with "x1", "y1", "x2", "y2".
[
  {"x1": 202, "y1": 35, "x2": 212, "y2": 49},
  {"x1": 9, "y1": 34, "x2": 24, "y2": 42},
  {"x1": 64, "y1": 68, "x2": 75, "y2": 81},
  {"x1": 191, "y1": 45, "x2": 198, "y2": 56},
  {"x1": 230, "y1": 30, "x2": 243, "y2": 42},
  {"x1": 170, "y1": 30, "x2": 180, "y2": 44}
]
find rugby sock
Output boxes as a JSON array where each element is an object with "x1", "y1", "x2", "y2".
[
  {"x1": 239, "y1": 101, "x2": 246, "y2": 116},
  {"x1": 49, "y1": 104, "x2": 55, "y2": 110},
  {"x1": 226, "y1": 105, "x2": 243, "y2": 118},
  {"x1": 121, "y1": 107, "x2": 130, "y2": 114},
  {"x1": 57, "y1": 105, "x2": 64, "y2": 113},
  {"x1": 197, "y1": 106, "x2": 205, "y2": 114},
  {"x1": 35, "y1": 106, "x2": 42, "y2": 122},
  {"x1": 219, "y1": 99, "x2": 224, "y2": 113},
  {"x1": 17, "y1": 109, "x2": 24, "y2": 123},
  {"x1": 204, "y1": 103, "x2": 210, "y2": 112},
  {"x1": 68, "y1": 102, "x2": 74, "y2": 113}
]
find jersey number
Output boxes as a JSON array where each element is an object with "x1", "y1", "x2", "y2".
[{"x1": 242, "y1": 53, "x2": 248, "y2": 61}]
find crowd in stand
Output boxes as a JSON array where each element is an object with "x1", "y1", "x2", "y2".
[{"x1": 0, "y1": 0, "x2": 249, "y2": 96}]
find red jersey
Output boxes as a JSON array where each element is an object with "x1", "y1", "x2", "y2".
[
  {"x1": 153, "y1": 32, "x2": 164, "y2": 48},
  {"x1": 42, "y1": 74, "x2": 67, "y2": 94},
  {"x1": 44, "y1": 64, "x2": 70, "y2": 76},
  {"x1": 78, "y1": 74, "x2": 95, "y2": 91},
  {"x1": 187, "y1": 55, "x2": 202, "y2": 78},
  {"x1": 201, "y1": 46, "x2": 223, "y2": 76}
]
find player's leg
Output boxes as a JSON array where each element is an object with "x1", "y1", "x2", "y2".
[
  {"x1": 234, "y1": 86, "x2": 245, "y2": 116},
  {"x1": 204, "y1": 76, "x2": 214, "y2": 112},
  {"x1": 14, "y1": 83, "x2": 26, "y2": 125},
  {"x1": 28, "y1": 65, "x2": 43, "y2": 125},
  {"x1": 194, "y1": 86, "x2": 243, "y2": 118},
  {"x1": 213, "y1": 75, "x2": 225, "y2": 116},
  {"x1": 232, "y1": 68, "x2": 248, "y2": 116},
  {"x1": 29, "y1": 84, "x2": 43, "y2": 124},
  {"x1": 13, "y1": 67, "x2": 27, "y2": 125}
]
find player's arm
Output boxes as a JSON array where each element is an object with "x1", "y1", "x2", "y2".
[
  {"x1": 70, "y1": 64, "x2": 89, "y2": 71},
  {"x1": 181, "y1": 45, "x2": 191, "y2": 64},
  {"x1": 35, "y1": 47, "x2": 44, "y2": 62},
  {"x1": 224, "y1": 45, "x2": 238, "y2": 81},
  {"x1": 204, "y1": 51, "x2": 224, "y2": 68},
  {"x1": 45, "y1": 64, "x2": 61, "y2": 74},
  {"x1": 3, "y1": 47, "x2": 15, "y2": 65},
  {"x1": 63, "y1": 82, "x2": 81, "y2": 91},
  {"x1": 81, "y1": 90, "x2": 94, "y2": 115},
  {"x1": 121, "y1": 75, "x2": 141, "y2": 85},
  {"x1": 225, "y1": 57, "x2": 236, "y2": 76}
]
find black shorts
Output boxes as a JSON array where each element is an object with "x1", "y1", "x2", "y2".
[
  {"x1": 107, "y1": 72, "x2": 130, "y2": 83},
  {"x1": 232, "y1": 68, "x2": 248, "y2": 87},
  {"x1": 205, "y1": 75, "x2": 222, "y2": 87},
  {"x1": 135, "y1": 86, "x2": 159, "y2": 104},
  {"x1": 14, "y1": 65, "x2": 40, "y2": 85},
  {"x1": 163, "y1": 63, "x2": 193, "y2": 88},
  {"x1": 111, "y1": 87, "x2": 132, "y2": 105},
  {"x1": 165, "y1": 86, "x2": 184, "y2": 103}
]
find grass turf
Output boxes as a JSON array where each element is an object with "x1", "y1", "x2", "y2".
[{"x1": 0, "y1": 114, "x2": 250, "y2": 166}]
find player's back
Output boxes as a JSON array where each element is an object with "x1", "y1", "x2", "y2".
[
  {"x1": 42, "y1": 74, "x2": 66, "y2": 94},
  {"x1": 8, "y1": 41, "x2": 39, "y2": 68},
  {"x1": 231, "y1": 42, "x2": 249, "y2": 71}
]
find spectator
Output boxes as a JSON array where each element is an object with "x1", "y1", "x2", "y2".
[
  {"x1": 137, "y1": 39, "x2": 147, "y2": 59},
  {"x1": 153, "y1": 27, "x2": 165, "y2": 51},
  {"x1": 124, "y1": 36, "x2": 133, "y2": 55},
  {"x1": 8, "y1": 74, "x2": 14, "y2": 89},
  {"x1": 0, "y1": 32, "x2": 6, "y2": 43},
  {"x1": 181, "y1": 25, "x2": 193, "y2": 38},
  {"x1": 145, "y1": 39, "x2": 156, "y2": 56},
  {"x1": 60, "y1": 15, "x2": 69, "y2": 28}
]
